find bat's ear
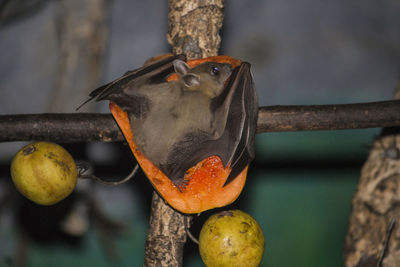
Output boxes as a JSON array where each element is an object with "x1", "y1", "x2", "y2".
[
  {"x1": 182, "y1": 73, "x2": 200, "y2": 88},
  {"x1": 173, "y1": 59, "x2": 189, "y2": 76}
]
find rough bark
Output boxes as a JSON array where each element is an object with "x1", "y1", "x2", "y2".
[
  {"x1": 143, "y1": 1, "x2": 224, "y2": 266},
  {"x1": 344, "y1": 86, "x2": 400, "y2": 267},
  {"x1": 144, "y1": 192, "x2": 189, "y2": 267},
  {"x1": 167, "y1": 0, "x2": 224, "y2": 59},
  {"x1": 344, "y1": 133, "x2": 400, "y2": 267},
  {"x1": 1, "y1": 100, "x2": 400, "y2": 142}
]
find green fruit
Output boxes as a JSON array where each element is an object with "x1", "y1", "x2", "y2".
[
  {"x1": 11, "y1": 142, "x2": 77, "y2": 205},
  {"x1": 199, "y1": 210, "x2": 265, "y2": 267}
]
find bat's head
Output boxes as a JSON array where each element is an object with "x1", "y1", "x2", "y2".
[{"x1": 173, "y1": 60, "x2": 232, "y2": 98}]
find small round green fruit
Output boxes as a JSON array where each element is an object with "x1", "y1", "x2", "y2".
[
  {"x1": 199, "y1": 210, "x2": 265, "y2": 267},
  {"x1": 11, "y1": 142, "x2": 78, "y2": 205}
]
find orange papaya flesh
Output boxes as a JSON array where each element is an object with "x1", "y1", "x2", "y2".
[{"x1": 109, "y1": 55, "x2": 247, "y2": 214}]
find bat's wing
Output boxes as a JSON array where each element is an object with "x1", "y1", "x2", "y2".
[
  {"x1": 162, "y1": 62, "x2": 258, "y2": 186},
  {"x1": 220, "y1": 62, "x2": 258, "y2": 185},
  {"x1": 77, "y1": 54, "x2": 186, "y2": 118}
]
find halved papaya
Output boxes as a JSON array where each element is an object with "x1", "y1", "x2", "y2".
[{"x1": 109, "y1": 56, "x2": 247, "y2": 214}]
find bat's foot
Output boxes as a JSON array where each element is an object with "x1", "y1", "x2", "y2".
[
  {"x1": 173, "y1": 178, "x2": 190, "y2": 192},
  {"x1": 77, "y1": 162, "x2": 139, "y2": 185}
]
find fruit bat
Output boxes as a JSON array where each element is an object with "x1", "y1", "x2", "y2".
[{"x1": 81, "y1": 54, "x2": 258, "y2": 213}]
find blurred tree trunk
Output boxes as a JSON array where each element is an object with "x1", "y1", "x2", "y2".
[
  {"x1": 344, "y1": 85, "x2": 400, "y2": 267},
  {"x1": 49, "y1": 0, "x2": 108, "y2": 112}
]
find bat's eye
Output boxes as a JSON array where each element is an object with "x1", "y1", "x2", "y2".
[{"x1": 210, "y1": 66, "x2": 220, "y2": 76}]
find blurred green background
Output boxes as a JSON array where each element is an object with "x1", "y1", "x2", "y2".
[{"x1": 0, "y1": 130, "x2": 375, "y2": 267}]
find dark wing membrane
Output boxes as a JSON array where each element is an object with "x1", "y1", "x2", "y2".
[
  {"x1": 76, "y1": 54, "x2": 187, "y2": 113},
  {"x1": 222, "y1": 63, "x2": 258, "y2": 185},
  {"x1": 161, "y1": 63, "x2": 258, "y2": 186}
]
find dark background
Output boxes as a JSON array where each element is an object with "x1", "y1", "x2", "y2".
[{"x1": 0, "y1": 0, "x2": 399, "y2": 266}]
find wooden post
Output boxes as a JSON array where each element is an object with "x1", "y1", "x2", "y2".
[
  {"x1": 143, "y1": 1, "x2": 224, "y2": 266},
  {"x1": 344, "y1": 85, "x2": 400, "y2": 267}
]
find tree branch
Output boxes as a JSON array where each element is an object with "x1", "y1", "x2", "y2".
[
  {"x1": 0, "y1": 113, "x2": 123, "y2": 142},
  {"x1": 257, "y1": 100, "x2": 400, "y2": 133},
  {"x1": 143, "y1": 0, "x2": 225, "y2": 266},
  {"x1": 1, "y1": 100, "x2": 399, "y2": 142}
]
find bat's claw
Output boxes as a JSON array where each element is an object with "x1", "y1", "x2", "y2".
[
  {"x1": 77, "y1": 162, "x2": 139, "y2": 185},
  {"x1": 174, "y1": 178, "x2": 190, "y2": 192}
]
